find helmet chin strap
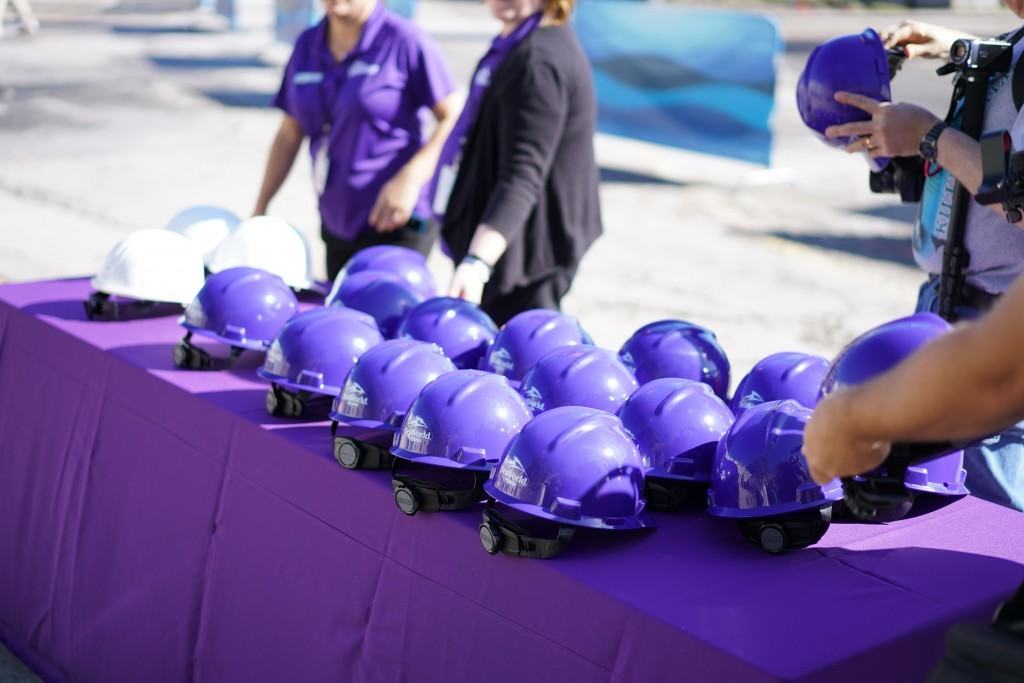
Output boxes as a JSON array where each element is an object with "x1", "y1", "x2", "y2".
[
  {"x1": 479, "y1": 504, "x2": 575, "y2": 560},
  {"x1": 172, "y1": 331, "x2": 243, "y2": 371},
  {"x1": 265, "y1": 384, "x2": 332, "y2": 419},
  {"x1": 83, "y1": 292, "x2": 165, "y2": 321},
  {"x1": 330, "y1": 428, "x2": 393, "y2": 470},
  {"x1": 390, "y1": 460, "x2": 489, "y2": 515}
]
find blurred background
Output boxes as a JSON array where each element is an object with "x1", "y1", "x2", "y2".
[{"x1": 0, "y1": 0, "x2": 1016, "y2": 382}]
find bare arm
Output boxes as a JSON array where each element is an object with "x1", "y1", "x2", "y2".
[
  {"x1": 369, "y1": 91, "x2": 462, "y2": 231},
  {"x1": 827, "y1": 94, "x2": 1008, "y2": 219},
  {"x1": 804, "y1": 275, "x2": 1024, "y2": 482},
  {"x1": 847, "y1": 279, "x2": 1024, "y2": 442},
  {"x1": 253, "y1": 115, "x2": 304, "y2": 215}
]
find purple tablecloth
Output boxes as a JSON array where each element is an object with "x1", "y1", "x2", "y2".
[{"x1": 1, "y1": 278, "x2": 1023, "y2": 683}]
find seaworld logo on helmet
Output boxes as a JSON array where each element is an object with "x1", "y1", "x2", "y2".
[
  {"x1": 184, "y1": 300, "x2": 207, "y2": 327},
  {"x1": 402, "y1": 414, "x2": 432, "y2": 452},
  {"x1": 620, "y1": 351, "x2": 636, "y2": 371},
  {"x1": 739, "y1": 390, "x2": 764, "y2": 409},
  {"x1": 263, "y1": 341, "x2": 287, "y2": 375},
  {"x1": 523, "y1": 386, "x2": 545, "y2": 412},
  {"x1": 496, "y1": 455, "x2": 529, "y2": 495},
  {"x1": 341, "y1": 382, "x2": 369, "y2": 410},
  {"x1": 489, "y1": 347, "x2": 514, "y2": 374}
]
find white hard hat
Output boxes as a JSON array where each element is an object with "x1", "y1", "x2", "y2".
[
  {"x1": 164, "y1": 205, "x2": 240, "y2": 263},
  {"x1": 91, "y1": 229, "x2": 206, "y2": 305},
  {"x1": 206, "y1": 215, "x2": 313, "y2": 290}
]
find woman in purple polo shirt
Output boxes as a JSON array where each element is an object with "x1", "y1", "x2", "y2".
[
  {"x1": 436, "y1": 0, "x2": 601, "y2": 325},
  {"x1": 254, "y1": 0, "x2": 457, "y2": 280}
]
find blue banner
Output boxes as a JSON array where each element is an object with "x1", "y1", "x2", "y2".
[{"x1": 574, "y1": 4, "x2": 781, "y2": 166}]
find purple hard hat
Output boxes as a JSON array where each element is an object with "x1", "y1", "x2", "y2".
[
  {"x1": 180, "y1": 266, "x2": 298, "y2": 350},
  {"x1": 797, "y1": 29, "x2": 892, "y2": 150},
  {"x1": 390, "y1": 370, "x2": 533, "y2": 472},
  {"x1": 730, "y1": 352, "x2": 830, "y2": 417},
  {"x1": 331, "y1": 338, "x2": 456, "y2": 432},
  {"x1": 326, "y1": 270, "x2": 425, "y2": 339},
  {"x1": 708, "y1": 400, "x2": 843, "y2": 519},
  {"x1": 397, "y1": 297, "x2": 498, "y2": 369},
  {"x1": 484, "y1": 406, "x2": 653, "y2": 530},
  {"x1": 821, "y1": 313, "x2": 967, "y2": 495},
  {"x1": 519, "y1": 346, "x2": 638, "y2": 414},
  {"x1": 821, "y1": 313, "x2": 950, "y2": 395},
  {"x1": 618, "y1": 378, "x2": 734, "y2": 482},
  {"x1": 619, "y1": 320, "x2": 731, "y2": 399},
  {"x1": 481, "y1": 309, "x2": 594, "y2": 384},
  {"x1": 258, "y1": 306, "x2": 384, "y2": 396},
  {"x1": 332, "y1": 245, "x2": 437, "y2": 300}
]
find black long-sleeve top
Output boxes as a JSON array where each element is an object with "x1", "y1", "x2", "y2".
[{"x1": 441, "y1": 24, "x2": 603, "y2": 294}]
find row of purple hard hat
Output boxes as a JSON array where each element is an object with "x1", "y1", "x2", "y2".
[
  {"x1": 154, "y1": 245, "x2": 969, "y2": 556},
  {"x1": 327, "y1": 310, "x2": 970, "y2": 557}
]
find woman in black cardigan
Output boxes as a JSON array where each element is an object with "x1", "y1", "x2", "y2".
[{"x1": 435, "y1": 0, "x2": 601, "y2": 326}]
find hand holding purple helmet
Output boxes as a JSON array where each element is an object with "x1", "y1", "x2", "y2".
[{"x1": 820, "y1": 313, "x2": 969, "y2": 522}]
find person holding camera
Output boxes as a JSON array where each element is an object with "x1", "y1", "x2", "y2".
[{"x1": 824, "y1": 8, "x2": 1024, "y2": 510}]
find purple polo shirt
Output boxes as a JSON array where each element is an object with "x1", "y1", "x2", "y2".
[{"x1": 274, "y1": 5, "x2": 454, "y2": 240}]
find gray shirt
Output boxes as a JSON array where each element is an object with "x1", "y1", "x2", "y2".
[{"x1": 913, "y1": 37, "x2": 1024, "y2": 295}]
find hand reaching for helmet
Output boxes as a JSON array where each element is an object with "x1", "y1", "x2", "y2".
[
  {"x1": 880, "y1": 20, "x2": 978, "y2": 61},
  {"x1": 448, "y1": 259, "x2": 489, "y2": 304},
  {"x1": 803, "y1": 391, "x2": 892, "y2": 486},
  {"x1": 369, "y1": 171, "x2": 422, "y2": 233},
  {"x1": 824, "y1": 92, "x2": 940, "y2": 158}
]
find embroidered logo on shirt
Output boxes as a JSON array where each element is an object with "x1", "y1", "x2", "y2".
[
  {"x1": 348, "y1": 61, "x2": 381, "y2": 78},
  {"x1": 293, "y1": 71, "x2": 324, "y2": 85},
  {"x1": 474, "y1": 67, "x2": 492, "y2": 88}
]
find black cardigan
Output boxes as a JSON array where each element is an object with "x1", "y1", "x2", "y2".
[{"x1": 441, "y1": 24, "x2": 602, "y2": 295}]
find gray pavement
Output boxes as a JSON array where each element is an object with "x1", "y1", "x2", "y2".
[{"x1": 0, "y1": 2, "x2": 1017, "y2": 375}]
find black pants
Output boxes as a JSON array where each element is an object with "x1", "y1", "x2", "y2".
[
  {"x1": 323, "y1": 218, "x2": 438, "y2": 282},
  {"x1": 481, "y1": 268, "x2": 576, "y2": 327}
]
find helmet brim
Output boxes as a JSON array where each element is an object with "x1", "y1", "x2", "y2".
[
  {"x1": 390, "y1": 447, "x2": 494, "y2": 472},
  {"x1": 483, "y1": 481, "x2": 655, "y2": 531},
  {"x1": 91, "y1": 276, "x2": 196, "y2": 306},
  {"x1": 256, "y1": 368, "x2": 341, "y2": 397},
  {"x1": 180, "y1": 321, "x2": 270, "y2": 351}
]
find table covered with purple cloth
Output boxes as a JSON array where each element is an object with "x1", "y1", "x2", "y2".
[{"x1": 1, "y1": 278, "x2": 1023, "y2": 683}]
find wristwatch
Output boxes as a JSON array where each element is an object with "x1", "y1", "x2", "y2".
[
  {"x1": 461, "y1": 254, "x2": 492, "y2": 284},
  {"x1": 919, "y1": 122, "x2": 948, "y2": 162}
]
